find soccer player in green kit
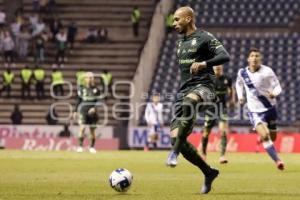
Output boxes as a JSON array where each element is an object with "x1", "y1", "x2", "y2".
[
  {"x1": 73, "y1": 72, "x2": 101, "y2": 153},
  {"x1": 200, "y1": 65, "x2": 234, "y2": 164},
  {"x1": 166, "y1": 7, "x2": 230, "y2": 194}
]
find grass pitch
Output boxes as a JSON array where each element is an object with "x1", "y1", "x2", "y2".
[{"x1": 0, "y1": 150, "x2": 299, "y2": 200}]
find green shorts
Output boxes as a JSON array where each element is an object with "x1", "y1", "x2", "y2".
[
  {"x1": 78, "y1": 112, "x2": 98, "y2": 128},
  {"x1": 170, "y1": 83, "x2": 216, "y2": 132},
  {"x1": 204, "y1": 102, "x2": 228, "y2": 129}
]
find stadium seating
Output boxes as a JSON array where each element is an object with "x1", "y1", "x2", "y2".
[
  {"x1": 0, "y1": 0, "x2": 157, "y2": 125},
  {"x1": 177, "y1": 0, "x2": 300, "y2": 27},
  {"x1": 144, "y1": 32, "x2": 300, "y2": 126}
]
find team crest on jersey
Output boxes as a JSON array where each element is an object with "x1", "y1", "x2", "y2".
[
  {"x1": 224, "y1": 79, "x2": 228, "y2": 84},
  {"x1": 191, "y1": 38, "x2": 197, "y2": 46},
  {"x1": 93, "y1": 88, "x2": 97, "y2": 94}
]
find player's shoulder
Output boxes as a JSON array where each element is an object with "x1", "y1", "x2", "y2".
[
  {"x1": 260, "y1": 65, "x2": 273, "y2": 71},
  {"x1": 190, "y1": 30, "x2": 215, "y2": 40},
  {"x1": 237, "y1": 67, "x2": 247, "y2": 75}
]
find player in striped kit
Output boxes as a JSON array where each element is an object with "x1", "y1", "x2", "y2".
[
  {"x1": 235, "y1": 48, "x2": 284, "y2": 170},
  {"x1": 144, "y1": 93, "x2": 164, "y2": 151}
]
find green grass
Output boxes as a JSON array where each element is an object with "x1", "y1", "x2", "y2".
[{"x1": 0, "y1": 150, "x2": 299, "y2": 200}]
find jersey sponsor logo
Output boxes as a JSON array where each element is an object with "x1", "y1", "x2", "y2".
[
  {"x1": 179, "y1": 58, "x2": 195, "y2": 64},
  {"x1": 191, "y1": 38, "x2": 197, "y2": 46},
  {"x1": 188, "y1": 48, "x2": 197, "y2": 53}
]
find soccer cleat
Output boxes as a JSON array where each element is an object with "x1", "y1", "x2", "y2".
[
  {"x1": 219, "y1": 156, "x2": 228, "y2": 164},
  {"x1": 76, "y1": 146, "x2": 83, "y2": 153},
  {"x1": 276, "y1": 160, "x2": 284, "y2": 170},
  {"x1": 89, "y1": 147, "x2": 97, "y2": 154},
  {"x1": 166, "y1": 150, "x2": 178, "y2": 167},
  {"x1": 201, "y1": 168, "x2": 219, "y2": 194}
]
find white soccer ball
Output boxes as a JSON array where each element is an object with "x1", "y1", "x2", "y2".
[{"x1": 109, "y1": 168, "x2": 133, "y2": 192}]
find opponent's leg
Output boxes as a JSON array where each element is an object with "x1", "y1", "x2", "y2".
[{"x1": 256, "y1": 123, "x2": 284, "y2": 170}]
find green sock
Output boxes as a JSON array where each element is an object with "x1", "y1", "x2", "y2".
[
  {"x1": 202, "y1": 136, "x2": 209, "y2": 155},
  {"x1": 90, "y1": 137, "x2": 95, "y2": 148},
  {"x1": 78, "y1": 137, "x2": 84, "y2": 147},
  {"x1": 220, "y1": 133, "x2": 227, "y2": 156},
  {"x1": 181, "y1": 141, "x2": 211, "y2": 176}
]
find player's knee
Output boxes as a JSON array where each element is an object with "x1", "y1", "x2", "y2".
[
  {"x1": 186, "y1": 93, "x2": 201, "y2": 101},
  {"x1": 181, "y1": 97, "x2": 198, "y2": 125}
]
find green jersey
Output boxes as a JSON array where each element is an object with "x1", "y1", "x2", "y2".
[
  {"x1": 176, "y1": 30, "x2": 230, "y2": 90},
  {"x1": 75, "y1": 85, "x2": 101, "y2": 114}
]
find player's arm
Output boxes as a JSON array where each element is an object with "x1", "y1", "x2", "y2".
[
  {"x1": 235, "y1": 69, "x2": 245, "y2": 105},
  {"x1": 267, "y1": 69, "x2": 282, "y2": 99},
  {"x1": 144, "y1": 104, "x2": 151, "y2": 126},
  {"x1": 158, "y1": 103, "x2": 164, "y2": 126},
  {"x1": 205, "y1": 37, "x2": 230, "y2": 68},
  {"x1": 191, "y1": 35, "x2": 230, "y2": 74}
]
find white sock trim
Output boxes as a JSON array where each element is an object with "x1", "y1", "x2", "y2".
[{"x1": 262, "y1": 140, "x2": 273, "y2": 149}]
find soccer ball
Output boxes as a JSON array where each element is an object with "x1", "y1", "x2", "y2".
[{"x1": 109, "y1": 168, "x2": 133, "y2": 192}]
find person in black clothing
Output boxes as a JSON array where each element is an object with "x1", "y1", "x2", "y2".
[
  {"x1": 67, "y1": 22, "x2": 77, "y2": 51},
  {"x1": 46, "y1": 107, "x2": 58, "y2": 125},
  {"x1": 11, "y1": 104, "x2": 23, "y2": 124},
  {"x1": 59, "y1": 124, "x2": 72, "y2": 137}
]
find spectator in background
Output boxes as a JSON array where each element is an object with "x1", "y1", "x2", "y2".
[
  {"x1": 144, "y1": 93, "x2": 164, "y2": 151},
  {"x1": 165, "y1": 12, "x2": 174, "y2": 33},
  {"x1": 97, "y1": 26, "x2": 108, "y2": 43},
  {"x1": 49, "y1": 17, "x2": 62, "y2": 42},
  {"x1": 85, "y1": 27, "x2": 98, "y2": 43},
  {"x1": 76, "y1": 68, "x2": 86, "y2": 87},
  {"x1": 21, "y1": 65, "x2": 33, "y2": 99},
  {"x1": 18, "y1": 26, "x2": 31, "y2": 60},
  {"x1": 32, "y1": 0, "x2": 40, "y2": 12},
  {"x1": 10, "y1": 19, "x2": 21, "y2": 51},
  {"x1": 34, "y1": 34, "x2": 46, "y2": 63},
  {"x1": 47, "y1": 0, "x2": 57, "y2": 14},
  {"x1": 0, "y1": 9, "x2": 6, "y2": 29},
  {"x1": 32, "y1": 17, "x2": 45, "y2": 37},
  {"x1": 3, "y1": 31, "x2": 15, "y2": 65},
  {"x1": 46, "y1": 106, "x2": 58, "y2": 125},
  {"x1": 131, "y1": 6, "x2": 141, "y2": 37},
  {"x1": 67, "y1": 22, "x2": 77, "y2": 51},
  {"x1": 39, "y1": 0, "x2": 49, "y2": 14},
  {"x1": 11, "y1": 104, "x2": 23, "y2": 125},
  {"x1": 51, "y1": 67, "x2": 65, "y2": 97},
  {"x1": 15, "y1": 7, "x2": 25, "y2": 25},
  {"x1": 100, "y1": 69, "x2": 113, "y2": 96},
  {"x1": 0, "y1": 68, "x2": 14, "y2": 98},
  {"x1": 33, "y1": 65, "x2": 45, "y2": 99},
  {"x1": 59, "y1": 124, "x2": 72, "y2": 137},
  {"x1": 29, "y1": 13, "x2": 39, "y2": 29},
  {"x1": 55, "y1": 29, "x2": 67, "y2": 64}
]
